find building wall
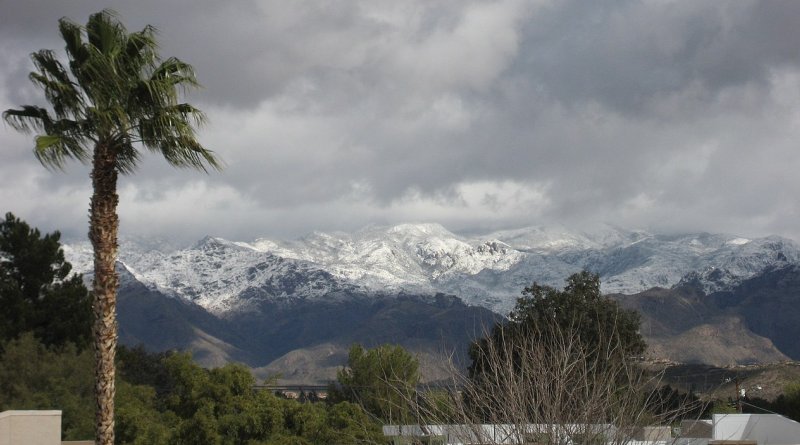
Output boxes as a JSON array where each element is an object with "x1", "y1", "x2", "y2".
[
  {"x1": 633, "y1": 426, "x2": 671, "y2": 441},
  {"x1": 681, "y1": 419, "x2": 713, "y2": 438},
  {"x1": 0, "y1": 410, "x2": 62, "y2": 445},
  {"x1": 713, "y1": 414, "x2": 800, "y2": 445}
]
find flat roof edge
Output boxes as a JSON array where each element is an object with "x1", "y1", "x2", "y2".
[{"x1": 0, "y1": 410, "x2": 62, "y2": 419}]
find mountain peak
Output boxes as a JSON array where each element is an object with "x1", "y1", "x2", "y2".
[
  {"x1": 193, "y1": 235, "x2": 223, "y2": 248},
  {"x1": 192, "y1": 235, "x2": 249, "y2": 250},
  {"x1": 62, "y1": 223, "x2": 800, "y2": 315}
]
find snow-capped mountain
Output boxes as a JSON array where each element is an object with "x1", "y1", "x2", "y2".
[
  {"x1": 247, "y1": 223, "x2": 523, "y2": 291},
  {"x1": 64, "y1": 236, "x2": 357, "y2": 314},
  {"x1": 63, "y1": 223, "x2": 800, "y2": 315}
]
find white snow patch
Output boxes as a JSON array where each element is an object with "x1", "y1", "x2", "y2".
[{"x1": 60, "y1": 225, "x2": 800, "y2": 316}]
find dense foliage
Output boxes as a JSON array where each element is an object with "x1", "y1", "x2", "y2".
[
  {"x1": 331, "y1": 344, "x2": 420, "y2": 423},
  {"x1": 771, "y1": 382, "x2": 800, "y2": 421},
  {"x1": 745, "y1": 382, "x2": 800, "y2": 421},
  {"x1": 0, "y1": 335, "x2": 384, "y2": 444},
  {"x1": 0, "y1": 212, "x2": 91, "y2": 349},
  {"x1": 462, "y1": 272, "x2": 650, "y2": 425},
  {"x1": 469, "y1": 271, "x2": 646, "y2": 381},
  {"x1": 0, "y1": 214, "x2": 383, "y2": 442},
  {"x1": 0, "y1": 334, "x2": 94, "y2": 439}
]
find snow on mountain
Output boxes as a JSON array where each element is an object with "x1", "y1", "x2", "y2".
[
  {"x1": 676, "y1": 236, "x2": 798, "y2": 294},
  {"x1": 64, "y1": 236, "x2": 358, "y2": 314},
  {"x1": 62, "y1": 224, "x2": 800, "y2": 315},
  {"x1": 485, "y1": 224, "x2": 642, "y2": 252},
  {"x1": 242, "y1": 223, "x2": 522, "y2": 293}
]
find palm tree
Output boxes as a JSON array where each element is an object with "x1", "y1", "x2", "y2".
[{"x1": 3, "y1": 10, "x2": 220, "y2": 444}]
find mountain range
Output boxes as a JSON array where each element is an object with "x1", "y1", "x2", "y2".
[{"x1": 62, "y1": 223, "x2": 800, "y2": 381}]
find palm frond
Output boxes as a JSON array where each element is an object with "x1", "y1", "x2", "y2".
[
  {"x1": 3, "y1": 106, "x2": 52, "y2": 133},
  {"x1": 8, "y1": 9, "x2": 221, "y2": 174},
  {"x1": 29, "y1": 50, "x2": 84, "y2": 118},
  {"x1": 152, "y1": 58, "x2": 200, "y2": 87},
  {"x1": 33, "y1": 133, "x2": 88, "y2": 170},
  {"x1": 122, "y1": 25, "x2": 158, "y2": 75},
  {"x1": 109, "y1": 135, "x2": 140, "y2": 174},
  {"x1": 138, "y1": 105, "x2": 220, "y2": 172},
  {"x1": 163, "y1": 137, "x2": 222, "y2": 172},
  {"x1": 86, "y1": 10, "x2": 126, "y2": 58},
  {"x1": 59, "y1": 18, "x2": 85, "y2": 63},
  {"x1": 3, "y1": 105, "x2": 89, "y2": 169}
]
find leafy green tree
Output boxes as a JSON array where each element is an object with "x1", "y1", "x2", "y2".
[
  {"x1": 318, "y1": 401, "x2": 384, "y2": 443},
  {"x1": 513, "y1": 271, "x2": 644, "y2": 358},
  {"x1": 777, "y1": 382, "x2": 800, "y2": 421},
  {"x1": 0, "y1": 335, "x2": 385, "y2": 444},
  {"x1": 3, "y1": 10, "x2": 221, "y2": 444},
  {"x1": 746, "y1": 382, "x2": 800, "y2": 421},
  {"x1": 281, "y1": 400, "x2": 382, "y2": 444},
  {"x1": 332, "y1": 343, "x2": 420, "y2": 423},
  {"x1": 709, "y1": 400, "x2": 738, "y2": 415},
  {"x1": 115, "y1": 381, "x2": 176, "y2": 445},
  {"x1": 463, "y1": 272, "x2": 649, "y2": 426},
  {"x1": 469, "y1": 271, "x2": 646, "y2": 381},
  {"x1": 158, "y1": 352, "x2": 382, "y2": 444},
  {"x1": 0, "y1": 333, "x2": 94, "y2": 440},
  {"x1": 117, "y1": 344, "x2": 175, "y2": 402},
  {"x1": 0, "y1": 212, "x2": 91, "y2": 349}
]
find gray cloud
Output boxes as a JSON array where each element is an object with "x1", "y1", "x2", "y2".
[
  {"x1": 513, "y1": 0, "x2": 800, "y2": 114},
  {"x1": 2, "y1": 0, "x2": 800, "y2": 243}
]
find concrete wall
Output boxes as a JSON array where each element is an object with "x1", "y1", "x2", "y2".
[
  {"x1": 681, "y1": 420, "x2": 713, "y2": 438},
  {"x1": 633, "y1": 426, "x2": 671, "y2": 441},
  {"x1": 713, "y1": 414, "x2": 800, "y2": 445},
  {"x1": 0, "y1": 410, "x2": 62, "y2": 445}
]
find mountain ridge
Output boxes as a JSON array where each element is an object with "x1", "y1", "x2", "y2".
[
  {"x1": 62, "y1": 223, "x2": 800, "y2": 315},
  {"x1": 59, "y1": 223, "x2": 800, "y2": 379}
]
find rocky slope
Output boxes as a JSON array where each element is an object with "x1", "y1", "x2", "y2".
[
  {"x1": 615, "y1": 265, "x2": 800, "y2": 365},
  {"x1": 63, "y1": 223, "x2": 800, "y2": 373},
  {"x1": 114, "y1": 270, "x2": 499, "y2": 381},
  {"x1": 63, "y1": 223, "x2": 800, "y2": 315}
]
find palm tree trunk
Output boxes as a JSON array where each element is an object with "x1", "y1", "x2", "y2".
[{"x1": 89, "y1": 142, "x2": 119, "y2": 445}]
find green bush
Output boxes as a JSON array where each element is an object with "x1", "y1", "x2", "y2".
[{"x1": 0, "y1": 335, "x2": 384, "y2": 444}]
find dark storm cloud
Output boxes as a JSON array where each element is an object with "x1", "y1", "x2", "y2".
[
  {"x1": 2, "y1": 0, "x2": 800, "y2": 242},
  {"x1": 1, "y1": 0, "x2": 276, "y2": 107},
  {"x1": 512, "y1": 0, "x2": 800, "y2": 114}
]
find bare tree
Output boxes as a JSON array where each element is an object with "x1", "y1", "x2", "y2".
[{"x1": 384, "y1": 318, "x2": 703, "y2": 445}]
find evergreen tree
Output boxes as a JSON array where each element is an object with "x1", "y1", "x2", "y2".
[
  {"x1": 0, "y1": 212, "x2": 91, "y2": 349},
  {"x1": 469, "y1": 271, "x2": 646, "y2": 381},
  {"x1": 466, "y1": 272, "x2": 647, "y2": 423}
]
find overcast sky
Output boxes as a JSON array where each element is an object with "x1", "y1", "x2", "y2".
[{"x1": 2, "y1": 0, "x2": 800, "y2": 243}]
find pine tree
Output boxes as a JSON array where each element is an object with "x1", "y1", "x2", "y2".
[{"x1": 0, "y1": 212, "x2": 91, "y2": 349}]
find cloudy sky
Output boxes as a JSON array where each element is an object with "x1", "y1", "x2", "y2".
[{"x1": 2, "y1": 0, "x2": 800, "y2": 243}]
